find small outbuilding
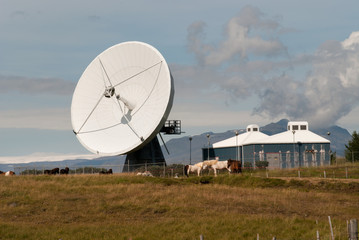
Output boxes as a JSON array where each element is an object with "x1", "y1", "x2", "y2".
[{"x1": 202, "y1": 121, "x2": 331, "y2": 169}]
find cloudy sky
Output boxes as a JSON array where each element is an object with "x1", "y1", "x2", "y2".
[{"x1": 1, "y1": 0, "x2": 359, "y2": 162}]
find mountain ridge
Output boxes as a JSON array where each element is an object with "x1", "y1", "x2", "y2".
[{"x1": 0, "y1": 119, "x2": 352, "y2": 172}]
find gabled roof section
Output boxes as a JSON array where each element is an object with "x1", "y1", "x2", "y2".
[
  {"x1": 257, "y1": 130, "x2": 330, "y2": 144},
  {"x1": 212, "y1": 121, "x2": 330, "y2": 148},
  {"x1": 258, "y1": 121, "x2": 330, "y2": 144},
  {"x1": 213, "y1": 124, "x2": 269, "y2": 148}
]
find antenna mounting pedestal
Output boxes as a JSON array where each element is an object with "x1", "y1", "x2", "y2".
[{"x1": 123, "y1": 136, "x2": 165, "y2": 172}]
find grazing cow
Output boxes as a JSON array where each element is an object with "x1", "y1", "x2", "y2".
[
  {"x1": 5, "y1": 171, "x2": 15, "y2": 176},
  {"x1": 0, "y1": 170, "x2": 4, "y2": 175},
  {"x1": 60, "y1": 167, "x2": 69, "y2": 175},
  {"x1": 203, "y1": 158, "x2": 219, "y2": 167},
  {"x1": 44, "y1": 168, "x2": 59, "y2": 175},
  {"x1": 136, "y1": 171, "x2": 153, "y2": 177},
  {"x1": 184, "y1": 162, "x2": 204, "y2": 177},
  {"x1": 99, "y1": 169, "x2": 113, "y2": 174},
  {"x1": 227, "y1": 159, "x2": 242, "y2": 173},
  {"x1": 202, "y1": 158, "x2": 220, "y2": 176},
  {"x1": 209, "y1": 160, "x2": 231, "y2": 177},
  {"x1": 50, "y1": 168, "x2": 59, "y2": 174}
]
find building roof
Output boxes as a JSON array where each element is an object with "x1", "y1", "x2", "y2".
[
  {"x1": 257, "y1": 128, "x2": 330, "y2": 144},
  {"x1": 212, "y1": 121, "x2": 330, "y2": 148},
  {"x1": 213, "y1": 124, "x2": 269, "y2": 148}
]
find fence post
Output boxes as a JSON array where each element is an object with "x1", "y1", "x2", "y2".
[
  {"x1": 316, "y1": 219, "x2": 320, "y2": 240},
  {"x1": 257, "y1": 233, "x2": 259, "y2": 240},
  {"x1": 298, "y1": 170, "x2": 301, "y2": 178},
  {"x1": 353, "y1": 151, "x2": 355, "y2": 164},
  {"x1": 199, "y1": 234, "x2": 204, "y2": 240},
  {"x1": 349, "y1": 219, "x2": 358, "y2": 240},
  {"x1": 328, "y1": 216, "x2": 334, "y2": 240},
  {"x1": 348, "y1": 220, "x2": 350, "y2": 240},
  {"x1": 324, "y1": 171, "x2": 326, "y2": 178},
  {"x1": 346, "y1": 167, "x2": 348, "y2": 179},
  {"x1": 163, "y1": 162, "x2": 166, "y2": 177}
]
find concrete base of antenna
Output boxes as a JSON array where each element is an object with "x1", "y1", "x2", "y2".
[{"x1": 122, "y1": 136, "x2": 166, "y2": 172}]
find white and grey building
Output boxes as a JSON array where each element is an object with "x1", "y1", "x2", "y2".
[{"x1": 202, "y1": 121, "x2": 331, "y2": 169}]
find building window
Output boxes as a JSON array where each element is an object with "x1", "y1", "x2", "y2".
[
  {"x1": 288, "y1": 126, "x2": 290, "y2": 130},
  {"x1": 293, "y1": 125, "x2": 299, "y2": 130},
  {"x1": 247, "y1": 128, "x2": 251, "y2": 132},
  {"x1": 300, "y1": 125, "x2": 307, "y2": 130},
  {"x1": 253, "y1": 128, "x2": 258, "y2": 131}
]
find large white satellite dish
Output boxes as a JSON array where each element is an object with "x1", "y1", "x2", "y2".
[{"x1": 71, "y1": 41, "x2": 174, "y2": 156}]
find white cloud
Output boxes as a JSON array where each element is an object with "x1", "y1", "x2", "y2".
[
  {"x1": 183, "y1": 6, "x2": 359, "y2": 129},
  {"x1": 169, "y1": 101, "x2": 278, "y2": 130},
  {"x1": 0, "y1": 108, "x2": 71, "y2": 130},
  {"x1": 0, "y1": 75, "x2": 75, "y2": 95},
  {"x1": 187, "y1": 6, "x2": 287, "y2": 66},
  {"x1": 337, "y1": 105, "x2": 359, "y2": 133}
]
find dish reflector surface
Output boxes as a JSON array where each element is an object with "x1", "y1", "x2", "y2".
[{"x1": 71, "y1": 41, "x2": 174, "y2": 155}]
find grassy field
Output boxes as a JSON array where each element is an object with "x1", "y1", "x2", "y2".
[{"x1": 1, "y1": 166, "x2": 359, "y2": 240}]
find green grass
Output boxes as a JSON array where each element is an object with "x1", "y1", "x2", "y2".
[
  {"x1": 249, "y1": 161, "x2": 359, "y2": 179},
  {"x1": 1, "y1": 169, "x2": 359, "y2": 239}
]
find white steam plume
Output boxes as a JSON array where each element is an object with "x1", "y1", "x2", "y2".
[{"x1": 185, "y1": 5, "x2": 359, "y2": 128}]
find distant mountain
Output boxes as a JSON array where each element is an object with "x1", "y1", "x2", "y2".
[
  {"x1": 314, "y1": 125, "x2": 352, "y2": 156},
  {"x1": 260, "y1": 119, "x2": 289, "y2": 135},
  {"x1": 0, "y1": 156, "x2": 125, "y2": 173},
  {"x1": 1, "y1": 119, "x2": 352, "y2": 172}
]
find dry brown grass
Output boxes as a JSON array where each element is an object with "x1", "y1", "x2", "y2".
[{"x1": 0, "y1": 174, "x2": 358, "y2": 239}]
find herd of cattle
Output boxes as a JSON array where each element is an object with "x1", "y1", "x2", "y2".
[
  {"x1": 0, "y1": 168, "x2": 114, "y2": 176},
  {"x1": 43, "y1": 167, "x2": 69, "y2": 175},
  {"x1": 1, "y1": 159, "x2": 241, "y2": 177},
  {"x1": 184, "y1": 159, "x2": 241, "y2": 177}
]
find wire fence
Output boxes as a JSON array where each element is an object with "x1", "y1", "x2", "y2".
[
  {"x1": 196, "y1": 218, "x2": 358, "y2": 240},
  {"x1": 11, "y1": 151, "x2": 359, "y2": 179},
  {"x1": 13, "y1": 161, "x2": 359, "y2": 180},
  {"x1": 14, "y1": 162, "x2": 187, "y2": 177},
  {"x1": 247, "y1": 164, "x2": 359, "y2": 179}
]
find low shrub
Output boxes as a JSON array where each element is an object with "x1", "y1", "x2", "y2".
[{"x1": 255, "y1": 160, "x2": 269, "y2": 169}]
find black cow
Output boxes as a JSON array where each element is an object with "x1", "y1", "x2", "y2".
[
  {"x1": 44, "y1": 168, "x2": 59, "y2": 175},
  {"x1": 99, "y1": 169, "x2": 113, "y2": 175},
  {"x1": 60, "y1": 167, "x2": 69, "y2": 175}
]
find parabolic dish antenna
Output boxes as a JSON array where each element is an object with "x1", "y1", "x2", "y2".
[{"x1": 71, "y1": 41, "x2": 174, "y2": 156}]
